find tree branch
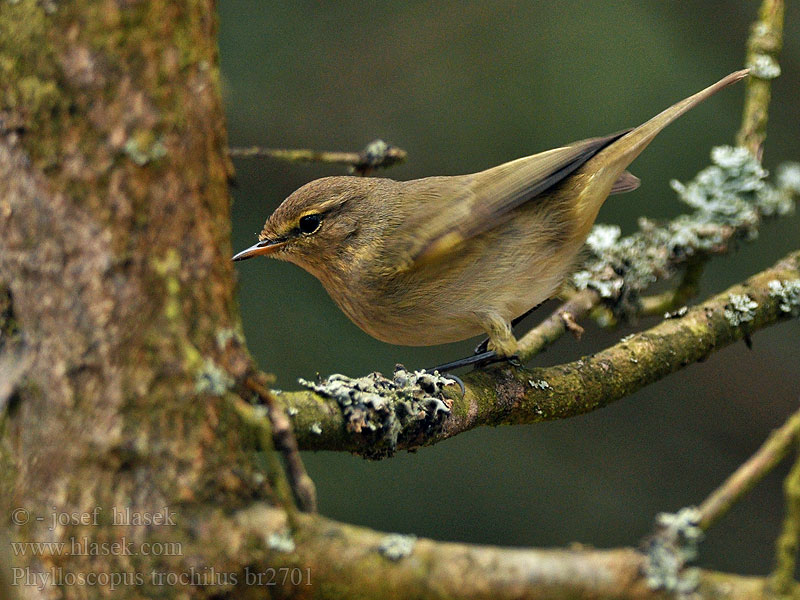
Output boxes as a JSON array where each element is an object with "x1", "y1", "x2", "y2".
[
  {"x1": 228, "y1": 139, "x2": 407, "y2": 176},
  {"x1": 637, "y1": 256, "x2": 708, "y2": 318},
  {"x1": 737, "y1": 0, "x2": 784, "y2": 160},
  {"x1": 273, "y1": 248, "x2": 800, "y2": 456},
  {"x1": 242, "y1": 373, "x2": 317, "y2": 513},
  {"x1": 517, "y1": 288, "x2": 598, "y2": 362},
  {"x1": 771, "y1": 441, "x2": 800, "y2": 594},
  {"x1": 698, "y1": 406, "x2": 800, "y2": 530},
  {"x1": 234, "y1": 504, "x2": 797, "y2": 600}
]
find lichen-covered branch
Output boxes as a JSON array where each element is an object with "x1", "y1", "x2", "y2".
[
  {"x1": 634, "y1": 406, "x2": 800, "y2": 595},
  {"x1": 228, "y1": 139, "x2": 407, "y2": 175},
  {"x1": 571, "y1": 147, "x2": 797, "y2": 322},
  {"x1": 274, "y1": 249, "x2": 800, "y2": 456},
  {"x1": 737, "y1": 0, "x2": 784, "y2": 159},
  {"x1": 517, "y1": 146, "x2": 798, "y2": 366},
  {"x1": 234, "y1": 504, "x2": 794, "y2": 600},
  {"x1": 518, "y1": 0, "x2": 789, "y2": 354}
]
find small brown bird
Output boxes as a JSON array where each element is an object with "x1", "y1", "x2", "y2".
[{"x1": 234, "y1": 70, "x2": 747, "y2": 362}]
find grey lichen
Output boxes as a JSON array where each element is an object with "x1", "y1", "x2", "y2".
[
  {"x1": 299, "y1": 366, "x2": 452, "y2": 459},
  {"x1": 124, "y1": 134, "x2": 167, "y2": 166},
  {"x1": 664, "y1": 306, "x2": 688, "y2": 320},
  {"x1": 748, "y1": 53, "x2": 781, "y2": 79},
  {"x1": 768, "y1": 279, "x2": 800, "y2": 317},
  {"x1": 266, "y1": 530, "x2": 296, "y2": 554},
  {"x1": 377, "y1": 533, "x2": 417, "y2": 561},
  {"x1": 571, "y1": 147, "x2": 797, "y2": 319},
  {"x1": 352, "y1": 138, "x2": 407, "y2": 174},
  {"x1": 643, "y1": 507, "x2": 704, "y2": 595},
  {"x1": 194, "y1": 358, "x2": 234, "y2": 396},
  {"x1": 528, "y1": 379, "x2": 552, "y2": 390},
  {"x1": 215, "y1": 327, "x2": 245, "y2": 350},
  {"x1": 777, "y1": 163, "x2": 800, "y2": 195},
  {"x1": 585, "y1": 224, "x2": 621, "y2": 253},
  {"x1": 724, "y1": 293, "x2": 759, "y2": 326}
]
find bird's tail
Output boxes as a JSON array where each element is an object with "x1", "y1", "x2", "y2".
[{"x1": 572, "y1": 69, "x2": 749, "y2": 237}]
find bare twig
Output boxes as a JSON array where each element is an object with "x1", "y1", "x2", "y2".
[
  {"x1": 244, "y1": 373, "x2": 317, "y2": 513},
  {"x1": 639, "y1": 257, "x2": 708, "y2": 317},
  {"x1": 771, "y1": 439, "x2": 800, "y2": 594},
  {"x1": 230, "y1": 396, "x2": 300, "y2": 527},
  {"x1": 698, "y1": 407, "x2": 800, "y2": 530},
  {"x1": 228, "y1": 139, "x2": 407, "y2": 176},
  {"x1": 517, "y1": 289, "x2": 599, "y2": 362},
  {"x1": 737, "y1": 0, "x2": 784, "y2": 160}
]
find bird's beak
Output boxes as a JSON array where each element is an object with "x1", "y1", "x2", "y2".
[{"x1": 231, "y1": 239, "x2": 288, "y2": 262}]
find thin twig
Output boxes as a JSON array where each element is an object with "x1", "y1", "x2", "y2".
[
  {"x1": 245, "y1": 373, "x2": 317, "y2": 513},
  {"x1": 698, "y1": 407, "x2": 800, "y2": 530},
  {"x1": 737, "y1": 0, "x2": 784, "y2": 160},
  {"x1": 517, "y1": 289, "x2": 599, "y2": 362},
  {"x1": 639, "y1": 257, "x2": 708, "y2": 317},
  {"x1": 228, "y1": 139, "x2": 407, "y2": 176},
  {"x1": 230, "y1": 396, "x2": 300, "y2": 527},
  {"x1": 771, "y1": 439, "x2": 800, "y2": 595}
]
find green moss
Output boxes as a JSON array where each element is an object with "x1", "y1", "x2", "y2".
[
  {"x1": 151, "y1": 248, "x2": 182, "y2": 322},
  {"x1": 12, "y1": 75, "x2": 61, "y2": 113},
  {"x1": 0, "y1": 1, "x2": 66, "y2": 165}
]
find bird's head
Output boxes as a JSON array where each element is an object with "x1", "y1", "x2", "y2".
[{"x1": 232, "y1": 176, "x2": 387, "y2": 279}]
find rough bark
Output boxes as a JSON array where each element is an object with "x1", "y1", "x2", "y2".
[{"x1": 0, "y1": 2, "x2": 266, "y2": 598}]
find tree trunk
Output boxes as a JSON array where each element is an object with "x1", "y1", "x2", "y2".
[{"x1": 1, "y1": 2, "x2": 269, "y2": 597}]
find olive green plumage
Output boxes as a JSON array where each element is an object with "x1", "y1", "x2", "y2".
[{"x1": 234, "y1": 70, "x2": 748, "y2": 357}]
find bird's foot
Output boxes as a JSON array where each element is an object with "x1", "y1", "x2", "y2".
[{"x1": 426, "y1": 350, "x2": 522, "y2": 374}]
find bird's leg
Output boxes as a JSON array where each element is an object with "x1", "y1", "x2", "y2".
[
  {"x1": 481, "y1": 312, "x2": 518, "y2": 357},
  {"x1": 427, "y1": 312, "x2": 520, "y2": 374},
  {"x1": 473, "y1": 301, "x2": 545, "y2": 354},
  {"x1": 426, "y1": 350, "x2": 504, "y2": 374}
]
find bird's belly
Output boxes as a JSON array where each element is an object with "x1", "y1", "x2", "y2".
[{"x1": 327, "y1": 240, "x2": 580, "y2": 347}]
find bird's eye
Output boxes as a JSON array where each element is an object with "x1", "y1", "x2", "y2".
[{"x1": 298, "y1": 213, "x2": 322, "y2": 235}]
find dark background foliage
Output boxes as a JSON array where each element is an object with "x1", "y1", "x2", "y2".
[{"x1": 221, "y1": 2, "x2": 800, "y2": 574}]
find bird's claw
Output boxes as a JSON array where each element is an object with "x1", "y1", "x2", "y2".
[
  {"x1": 507, "y1": 354, "x2": 523, "y2": 368},
  {"x1": 441, "y1": 373, "x2": 465, "y2": 397}
]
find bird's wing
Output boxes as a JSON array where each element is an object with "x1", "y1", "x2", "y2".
[{"x1": 394, "y1": 130, "x2": 632, "y2": 269}]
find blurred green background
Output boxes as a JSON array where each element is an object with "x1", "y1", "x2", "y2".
[{"x1": 220, "y1": 2, "x2": 799, "y2": 576}]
